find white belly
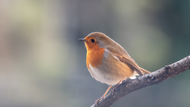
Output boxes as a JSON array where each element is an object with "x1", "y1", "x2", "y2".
[{"x1": 88, "y1": 64, "x2": 119, "y2": 85}]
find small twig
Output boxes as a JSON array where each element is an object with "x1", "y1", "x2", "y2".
[{"x1": 91, "y1": 55, "x2": 190, "y2": 107}]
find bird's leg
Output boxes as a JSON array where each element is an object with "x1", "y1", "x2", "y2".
[
  {"x1": 111, "y1": 80, "x2": 122, "y2": 94},
  {"x1": 95, "y1": 80, "x2": 122, "y2": 103},
  {"x1": 95, "y1": 85, "x2": 112, "y2": 103}
]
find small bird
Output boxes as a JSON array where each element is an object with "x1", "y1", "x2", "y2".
[{"x1": 78, "y1": 32, "x2": 150, "y2": 102}]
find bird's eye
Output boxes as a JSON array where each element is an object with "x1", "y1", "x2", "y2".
[{"x1": 91, "y1": 39, "x2": 95, "y2": 43}]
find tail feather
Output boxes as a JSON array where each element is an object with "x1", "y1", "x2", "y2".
[{"x1": 140, "y1": 68, "x2": 151, "y2": 75}]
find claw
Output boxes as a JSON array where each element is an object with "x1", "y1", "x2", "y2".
[{"x1": 111, "y1": 80, "x2": 122, "y2": 95}]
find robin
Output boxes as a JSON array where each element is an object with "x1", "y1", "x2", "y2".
[{"x1": 78, "y1": 32, "x2": 150, "y2": 102}]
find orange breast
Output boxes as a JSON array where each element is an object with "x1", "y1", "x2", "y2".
[{"x1": 86, "y1": 44, "x2": 105, "y2": 69}]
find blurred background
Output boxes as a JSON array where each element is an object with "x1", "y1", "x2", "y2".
[{"x1": 0, "y1": 0, "x2": 190, "y2": 107}]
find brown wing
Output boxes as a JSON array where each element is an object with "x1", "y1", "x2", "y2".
[
  {"x1": 106, "y1": 47, "x2": 150, "y2": 76},
  {"x1": 116, "y1": 56, "x2": 143, "y2": 76}
]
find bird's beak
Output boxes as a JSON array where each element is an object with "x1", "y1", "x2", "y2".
[{"x1": 78, "y1": 38, "x2": 86, "y2": 42}]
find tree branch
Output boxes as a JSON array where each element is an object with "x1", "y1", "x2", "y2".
[{"x1": 91, "y1": 55, "x2": 190, "y2": 107}]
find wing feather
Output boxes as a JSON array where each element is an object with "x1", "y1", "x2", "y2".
[{"x1": 106, "y1": 47, "x2": 144, "y2": 76}]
